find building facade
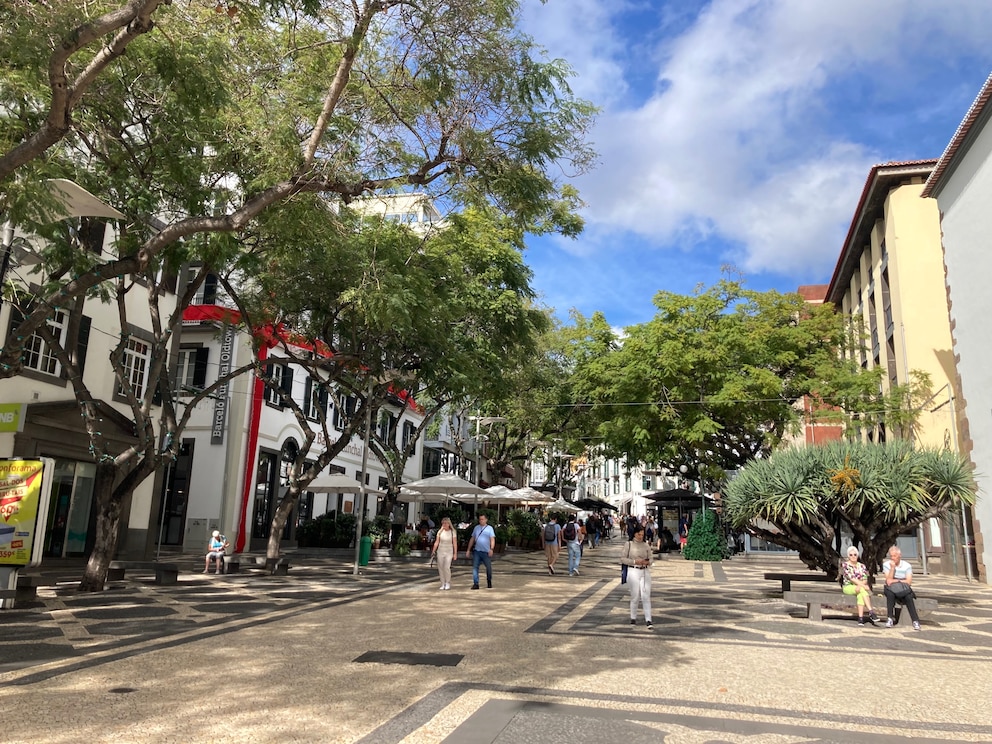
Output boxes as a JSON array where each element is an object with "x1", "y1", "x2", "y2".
[
  {"x1": 921, "y1": 72, "x2": 992, "y2": 583},
  {"x1": 826, "y1": 160, "x2": 965, "y2": 572}
]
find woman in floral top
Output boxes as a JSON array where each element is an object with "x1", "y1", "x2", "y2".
[{"x1": 841, "y1": 546, "x2": 878, "y2": 626}]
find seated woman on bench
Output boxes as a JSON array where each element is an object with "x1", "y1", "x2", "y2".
[
  {"x1": 204, "y1": 531, "x2": 229, "y2": 575},
  {"x1": 883, "y1": 545, "x2": 922, "y2": 631},
  {"x1": 841, "y1": 546, "x2": 878, "y2": 626}
]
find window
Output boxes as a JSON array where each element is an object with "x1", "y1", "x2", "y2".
[
  {"x1": 303, "y1": 377, "x2": 328, "y2": 421},
  {"x1": 176, "y1": 347, "x2": 208, "y2": 394},
  {"x1": 402, "y1": 421, "x2": 416, "y2": 451},
  {"x1": 642, "y1": 476, "x2": 652, "y2": 491},
  {"x1": 118, "y1": 336, "x2": 151, "y2": 398},
  {"x1": 377, "y1": 411, "x2": 397, "y2": 444},
  {"x1": 264, "y1": 364, "x2": 284, "y2": 405},
  {"x1": 23, "y1": 309, "x2": 68, "y2": 376},
  {"x1": 333, "y1": 394, "x2": 357, "y2": 430},
  {"x1": 263, "y1": 363, "x2": 294, "y2": 407}
]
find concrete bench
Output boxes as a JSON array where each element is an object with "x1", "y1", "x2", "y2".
[
  {"x1": 107, "y1": 561, "x2": 180, "y2": 585},
  {"x1": 783, "y1": 589, "x2": 938, "y2": 621},
  {"x1": 764, "y1": 572, "x2": 836, "y2": 592},
  {"x1": 15, "y1": 574, "x2": 50, "y2": 601},
  {"x1": 222, "y1": 555, "x2": 240, "y2": 574},
  {"x1": 249, "y1": 556, "x2": 291, "y2": 575}
]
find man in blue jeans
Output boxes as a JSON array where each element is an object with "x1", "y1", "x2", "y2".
[{"x1": 466, "y1": 514, "x2": 496, "y2": 589}]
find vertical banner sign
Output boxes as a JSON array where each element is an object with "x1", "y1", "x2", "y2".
[
  {"x1": 0, "y1": 458, "x2": 54, "y2": 567},
  {"x1": 211, "y1": 326, "x2": 236, "y2": 445}
]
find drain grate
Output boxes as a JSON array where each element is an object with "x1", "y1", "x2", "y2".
[{"x1": 353, "y1": 651, "x2": 463, "y2": 667}]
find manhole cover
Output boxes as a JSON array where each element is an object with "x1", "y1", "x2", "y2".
[{"x1": 353, "y1": 651, "x2": 463, "y2": 667}]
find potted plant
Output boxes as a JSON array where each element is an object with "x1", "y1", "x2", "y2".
[
  {"x1": 395, "y1": 531, "x2": 418, "y2": 557},
  {"x1": 365, "y1": 515, "x2": 391, "y2": 549}
]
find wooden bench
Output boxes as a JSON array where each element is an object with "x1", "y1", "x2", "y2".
[
  {"x1": 783, "y1": 589, "x2": 938, "y2": 621},
  {"x1": 107, "y1": 561, "x2": 180, "y2": 585},
  {"x1": 764, "y1": 572, "x2": 836, "y2": 592}
]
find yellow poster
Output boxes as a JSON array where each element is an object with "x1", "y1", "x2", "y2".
[{"x1": 0, "y1": 459, "x2": 45, "y2": 566}]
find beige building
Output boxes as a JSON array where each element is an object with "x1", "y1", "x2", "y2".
[{"x1": 826, "y1": 160, "x2": 964, "y2": 572}]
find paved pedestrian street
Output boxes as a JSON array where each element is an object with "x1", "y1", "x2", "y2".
[{"x1": 2, "y1": 542, "x2": 991, "y2": 743}]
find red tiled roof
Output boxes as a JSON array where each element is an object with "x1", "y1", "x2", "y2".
[
  {"x1": 922, "y1": 71, "x2": 992, "y2": 198},
  {"x1": 797, "y1": 284, "x2": 828, "y2": 302}
]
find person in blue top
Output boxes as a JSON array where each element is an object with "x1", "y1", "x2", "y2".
[
  {"x1": 466, "y1": 514, "x2": 496, "y2": 589},
  {"x1": 203, "y1": 530, "x2": 229, "y2": 574}
]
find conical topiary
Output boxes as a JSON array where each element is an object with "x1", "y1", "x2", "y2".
[{"x1": 683, "y1": 509, "x2": 725, "y2": 561}]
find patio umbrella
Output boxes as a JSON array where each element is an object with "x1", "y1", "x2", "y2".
[
  {"x1": 402, "y1": 473, "x2": 488, "y2": 495},
  {"x1": 402, "y1": 472, "x2": 489, "y2": 515},
  {"x1": 512, "y1": 486, "x2": 553, "y2": 505},
  {"x1": 546, "y1": 498, "x2": 581, "y2": 513},
  {"x1": 396, "y1": 489, "x2": 452, "y2": 504}
]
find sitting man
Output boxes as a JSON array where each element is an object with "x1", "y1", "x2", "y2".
[
  {"x1": 204, "y1": 530, "x2": 229, "y2": 575},
  {"x1": 882, "y1": 545, "x2": 921, "y2": 631}
]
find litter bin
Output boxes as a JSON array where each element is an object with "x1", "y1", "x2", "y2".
[{"x1": 359, "y1": 535, "x2": 372, "y2": 566}]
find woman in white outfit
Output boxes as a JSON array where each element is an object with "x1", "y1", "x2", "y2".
[
  {"x1": 432, "y1": 517, "x2": 457, "y2": 590},
  {"x1": 620, "y1": 524, "x2": 654, "y2": 629}
]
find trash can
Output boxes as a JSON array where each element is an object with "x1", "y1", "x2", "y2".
[{"x1": 359, "y1": 535, "x2": 372, "y2": 566}]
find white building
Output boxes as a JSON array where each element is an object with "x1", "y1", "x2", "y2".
[
  {"x1": 167, "y1": 299, "x2": 426, "y2": 554},
  {"x1": 0, "y1": 182, "x2": 173, "y2": 557},
  {"x1": 921, "y1": 72, "x2": 992, "y2": 583}
]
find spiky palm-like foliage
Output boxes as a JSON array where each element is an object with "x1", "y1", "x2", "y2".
[{"x1": 723, "y1": 440, "x2": 975, "y2": 577}]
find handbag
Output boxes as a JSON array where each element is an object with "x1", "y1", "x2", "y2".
[{"x1": 888, "y1": 581, "x2": 914, "y2": 599}]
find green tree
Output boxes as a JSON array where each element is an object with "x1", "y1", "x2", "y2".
[
  {"x1": 571, "y1": 278, "x2": 908, "y2": 478},
  {"x1": 233, "y1": 205, "x2": 548, "y2": 562},
  {"x1": 1, "y1": 0, "x2": 595, "y2": 373},
  {"x1": 723, "y1": 440, "x2": 975, "y2": 577}
]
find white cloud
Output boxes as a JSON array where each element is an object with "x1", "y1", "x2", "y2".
[{"x1": 522, "y1": 0, "x2": 992, "y2": 278}]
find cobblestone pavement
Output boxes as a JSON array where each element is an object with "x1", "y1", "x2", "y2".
[{"x1": 1, "y1": 541, "x2": 991, "y2": 743}]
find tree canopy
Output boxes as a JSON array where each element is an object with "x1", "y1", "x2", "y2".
[
  {"x1": 1, "y1": 0, "x2": 594, "y2": 373},
  {"x1": 570, "y1": 278, "x2": 904, "y2": 480}
]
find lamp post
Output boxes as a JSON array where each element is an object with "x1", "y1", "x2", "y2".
[{"x1": 353, "y1": 378, "x2": 377, "y2": 576}]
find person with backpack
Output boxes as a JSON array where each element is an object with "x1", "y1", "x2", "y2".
[
  {"x1": 562, "y1": 515, "x2": 582, "y2": 576},
  {"x1": 542, "y1": 516, "x2": 562, "y2": 575}
]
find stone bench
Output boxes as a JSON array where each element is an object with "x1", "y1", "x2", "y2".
[
  {"x1": 15, "y1": 574, "x2": 51, "y2": 601},
  {"x1": 783, "y1": 589, "x2": 938, "y2": 621},
  {"x1": 764, "y1": 572, "x2": 836, "y2": 592},
  {"x1": 248, "y1": 556, "x2": 291, "y2": 575},
  {"x1": 107, "y1": 561, "x2": 180, "y2": 585},
  {"x1": 222, "y1": 555, "x2": 240, "y2": 574}
]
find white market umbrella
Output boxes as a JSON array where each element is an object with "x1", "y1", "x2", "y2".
[
  {"x1": 402, "y1": 473, "x2": 488, "y2": 495},
  {"x1": 396, "y1": 489, "x2": 451, "y2": 504},
  {"x1": 513, "y1": 486, "x2": 552, "y2": 505},
  {"x1": 546, "y1": 498, "x2": 581, "y2": 513}
]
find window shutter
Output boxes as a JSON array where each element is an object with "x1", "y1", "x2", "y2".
[
  {"x1": 76, "y1": 315, "x2": 92, "y2": 377},
  {"x1": 192, "y1": 347, "x2": 209, "y2": 388},
  {"x1": 303, "y1": 376, "x2": 313, "y2": 418},
  {"x1": 281, "y1": 366, "x2": 294, "y2": 406}
]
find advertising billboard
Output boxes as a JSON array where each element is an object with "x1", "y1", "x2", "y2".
[{"x1": 0, "y1": 458, "x2": 54, "y2": 567}]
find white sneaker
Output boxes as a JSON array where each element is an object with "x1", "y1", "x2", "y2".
[{"x1": 443, "y1": 583, "x2": 450, "y2": 590}]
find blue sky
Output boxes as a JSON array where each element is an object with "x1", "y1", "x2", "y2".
[{"x1": 518, "y1": 0, "x2": 992, "y2": 328}]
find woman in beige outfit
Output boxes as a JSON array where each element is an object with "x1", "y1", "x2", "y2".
[
  {"x1": 432, "y1": 517, "x2": 458, "y2": 590},
  {"x1": 620, "y1": 524, "x2": 654, "y2": 629}
]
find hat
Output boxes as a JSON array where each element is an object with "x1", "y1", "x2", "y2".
[{"x1": 212, "y1": 530, "x2": 220, "y2": 538}]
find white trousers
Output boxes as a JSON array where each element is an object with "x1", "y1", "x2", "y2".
[{"x1": 628, "y1": 567, "x2": 652, "y2": 621}]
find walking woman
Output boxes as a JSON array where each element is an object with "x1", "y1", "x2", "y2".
[
  {"x1": 841, "y1": 546, "x2": 878, "y2": 626},
  {"x1": 432, "y1": 517, "x2": 457, "y2": 590},
  {"x1": 620, "y1": 524, "x2": 654, "y2": 629}
]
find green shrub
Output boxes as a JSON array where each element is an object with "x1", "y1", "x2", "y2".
[
  {"x1": 683, "y1": 510, "x2": 725, "y2": 561},
  {"x1": 508, "y1": 509, "x2": 541, "y2": 541}
]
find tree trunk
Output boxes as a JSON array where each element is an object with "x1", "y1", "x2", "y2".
[
  {"x1": 265, "y1": 489, "x2": 298, "y2": 571},
  {"x1": 78, "y1": 462, "x2": 124, "y2": 592}
]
